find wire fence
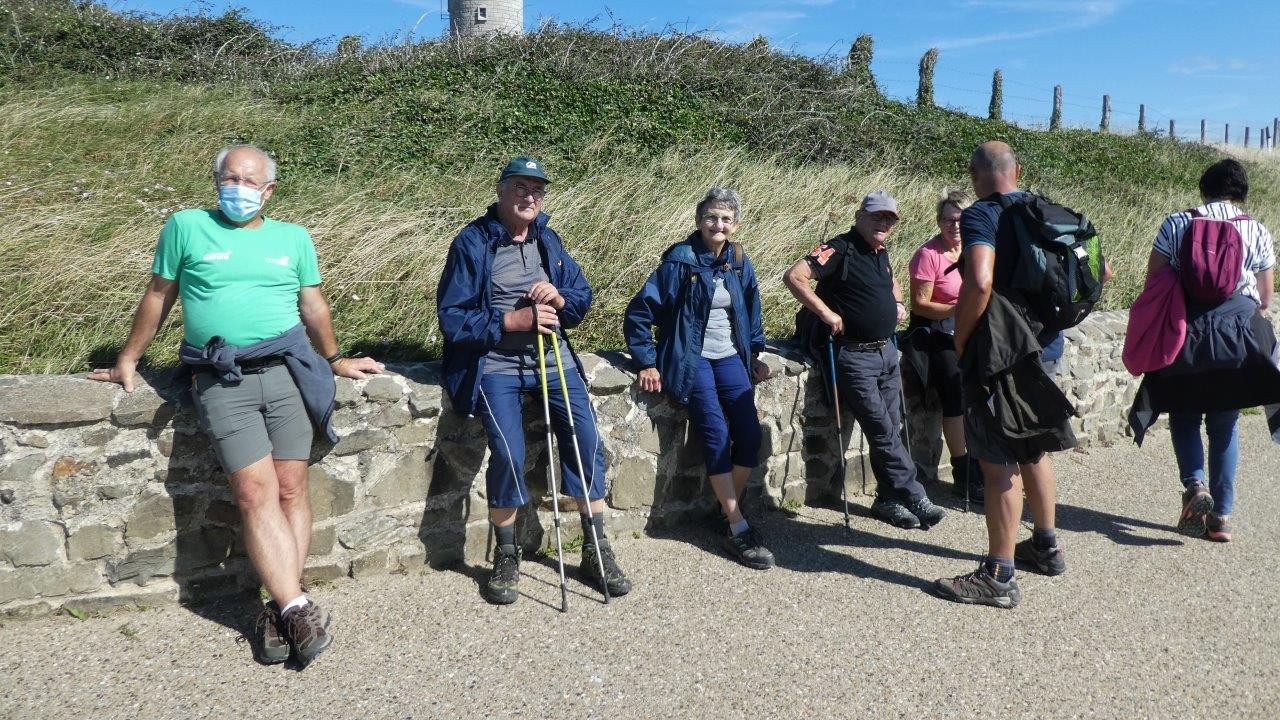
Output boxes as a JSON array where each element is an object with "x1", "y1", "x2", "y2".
[{"x1": 871, "y1": 56, "x2": 1278, "y2": 149}]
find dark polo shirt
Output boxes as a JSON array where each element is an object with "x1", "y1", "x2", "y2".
[{"x1": 804, "y1": 228, "x2": 897, "y2": 341}]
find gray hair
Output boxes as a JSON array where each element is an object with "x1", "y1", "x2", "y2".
[
  {"x1": 696, "y1": 187, "x2": 742, "y2": 221},
  {"x1": 936, "y1": 188, "x2": 971, "y2": 220},
  {"x1": 213, "y1": 144, "x2": 278, "y2": 183}
]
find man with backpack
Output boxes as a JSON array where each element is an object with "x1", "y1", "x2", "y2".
[
  {"x1": 1128, "y1": 158, "x2": 1279, "y2": 543},
  {"x1": 934, "y1": 141, "x2": 1095, "y2": 609},
  {"x1": 784, "y1": 191, "x2": 947, "y2": 531}
]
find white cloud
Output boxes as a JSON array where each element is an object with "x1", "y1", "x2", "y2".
[
  {"x1": 1169, "y1": 56, "x2": 1258, "y2": 76},
  {"x1": 931, "y1": 0, "x2": 1122, "y2": 50}
]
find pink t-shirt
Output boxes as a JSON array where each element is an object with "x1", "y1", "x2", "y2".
[{"x1": 908, "y1": 235, "x2": 962, "y2": 306}]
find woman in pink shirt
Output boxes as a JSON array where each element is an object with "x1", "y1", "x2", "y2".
[{"x1": 904, "y1": 190, "x2": 984, "y2": 503}]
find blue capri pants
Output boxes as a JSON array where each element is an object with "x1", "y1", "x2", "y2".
[{"x1": 686, "y1": 356, "x2": 762, "y2": 475}]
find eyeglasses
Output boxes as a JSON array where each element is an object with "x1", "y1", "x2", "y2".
[
  {"x1": 216, "y1": 174, "x2": 273, "y2": 191},
  {"x1": 868, "y1": 212, "x2": 899, "y2": 225},
  {"x1": 511, "y1": 183, "x2": 547, "y2": 201},
  {"x1": 939, "y1": 217, "x2": 962, "y2": 226},
  {"x1": 700, "y1": 214, "x2": 736, "y2": 226}
]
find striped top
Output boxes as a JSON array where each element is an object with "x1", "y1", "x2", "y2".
[{"x1": 1153, "y1": 200, "x2": 1275, "y2": 304}]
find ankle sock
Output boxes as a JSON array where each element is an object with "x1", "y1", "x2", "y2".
[
  {"x1": 985, "y1": 556, "x2": 1015, "y2": 583},
  {"x1": 493, "y1": 523, "x2": 516, "y2": 550},
  {"x1": 580, "y1": 513, "x2": 605, "y2": 544},
  {"x1": 280, "y1": 595, "x2": 309, "y2": 618},
  {"x1": 729, "y1": 518, "x2": 750, "y2": 536},
  {"x1": 1032, "y1": 527, "x2": 1058, "y2": 551}
]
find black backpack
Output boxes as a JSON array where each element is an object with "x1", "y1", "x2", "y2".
[{"x1": 989, "y1": 192, "x2": 1104, "y2": 332}]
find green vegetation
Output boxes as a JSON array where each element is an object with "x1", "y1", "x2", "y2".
[{"x1": 1, "y1": 1, "x2": 1276, "y2": 373}]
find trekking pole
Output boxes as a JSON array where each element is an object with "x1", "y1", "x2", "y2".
[
  {"x1": 548, "y1": 334, "x2": 612, "y2": 603},
  {"x1": 534, "y1": 307, "x2": 569, "y2": 613},
  {"x1": 826, "y1": 338, "x2": 850, "y2": 531}
]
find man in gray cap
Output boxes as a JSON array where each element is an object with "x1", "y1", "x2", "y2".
[
  {"x1": 784, "y1": 191, "x2": 947, "y2": 530},
  {"x1": 437, "y1": 155, "x2": 632, "y2": 605}
]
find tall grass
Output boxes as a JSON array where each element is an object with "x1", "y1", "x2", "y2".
[{"x1": 5, "y1": 79, "x2": 1275, "y2": 374}]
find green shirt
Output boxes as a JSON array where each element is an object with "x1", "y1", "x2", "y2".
[{"x1": 151, "y1": 209, "x2": 322, "y2": 347}]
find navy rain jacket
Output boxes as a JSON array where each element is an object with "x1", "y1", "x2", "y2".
[
  {"x1": 436, "y1": 204, "x2": 593, "y2": 417},
  {"x1": 624, "y1": 232, "x2": 766, "y2": 404}
]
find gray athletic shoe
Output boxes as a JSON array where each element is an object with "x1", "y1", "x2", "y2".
[
  {"x1": 870, "y1": 497, "x2": 921, "y2": 529},
  {"x1": 934, "y1": 564, "x2": 1021, "y2": 609},
  {"x1": 1014, "y1": 538, "x2": 1067, "y2": 576},
  {"x1": 252, "y1": 603, "x2": 289, "y2": 665},
  {"x1": 283, "y1": 602, "x2": 332, "y2": 668},
  {"x1": 724, "y1": 528, "x2": 775, "y2": 570}
]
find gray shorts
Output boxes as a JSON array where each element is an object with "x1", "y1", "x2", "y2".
[{"x1": 192, "y1": 364, "x2": 312, "y2": 474}]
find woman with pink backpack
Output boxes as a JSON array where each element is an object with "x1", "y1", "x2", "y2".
[{"x1": 1127, "y1": 159, "x2": 1280, "y2": 542}]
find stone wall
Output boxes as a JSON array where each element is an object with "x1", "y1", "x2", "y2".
[{"x1": 0, "y1": 308, "x2": 1194, "y2": 617}]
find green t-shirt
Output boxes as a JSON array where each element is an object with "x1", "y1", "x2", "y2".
[{"x1": 151, "y1": 209, "x2": 322, "y2": 347}]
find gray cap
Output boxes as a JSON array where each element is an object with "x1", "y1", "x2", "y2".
[{"x1": 860, "y1": 190, "x2": 899, "y2": 218}]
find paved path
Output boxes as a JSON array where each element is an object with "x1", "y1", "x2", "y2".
[{"x1": 3, "y1": 417, "x2": 1278, "y2": 719}]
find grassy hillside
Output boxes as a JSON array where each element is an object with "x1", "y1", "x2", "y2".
[{"x1": 1, "y1": 1, "x2": 1276, "y2": 373}]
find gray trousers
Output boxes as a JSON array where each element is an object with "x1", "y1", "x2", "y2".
[{"x1": 834, "y1": 343, "x2": 925, "y2": 503}]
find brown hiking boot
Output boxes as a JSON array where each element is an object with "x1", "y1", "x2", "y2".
[
  {"x1": 283, "y1": 602, "x2": 332, "y2": 668},
  {"x1": 252, "y1": 603, "x2": 289, "y2": 665}
]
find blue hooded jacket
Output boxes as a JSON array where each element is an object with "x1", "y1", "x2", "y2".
[
  {"x1": 624, "y1": 232, "x2": 766, "y2": 404},
  {"x1": 436, "y1": 205, "x2": 593, "y2": 417}
]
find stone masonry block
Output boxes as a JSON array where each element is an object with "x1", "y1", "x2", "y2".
[
  {"x1": 309, "y1": 464, "x2": 356, "y2": 520},
  {"x1": 1, "y1": 521, "x2": 64, "y2": 566},
  {"x1": 0, "y1": 376, "x2": 118, "y2": 425},
  {"x1": 68, "y1": 524, "x2": 121, "y2": 561}
]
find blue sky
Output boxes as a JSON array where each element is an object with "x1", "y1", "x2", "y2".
[{"x1": 117, "y1": 0, "x2": 1279, "y2": 142}]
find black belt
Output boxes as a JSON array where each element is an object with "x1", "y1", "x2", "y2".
[
  {"x1": 836, "y1": 338, "x2": 890, "y2": 351},
  {"x1": 196, "y1": 356, "x2": 286, "y2": 375}
]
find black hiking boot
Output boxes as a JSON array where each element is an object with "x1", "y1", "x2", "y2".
[
  {"x1": 581, "y1": 539, "x2": 632, "y2": 596},
  {"x1": 252, "y1": 601, "x2": 289, "y2": 665},
  {"x1": 906, "y1": 495, "x2": 947, "y2": 529},
  {"x1": 484, "y1": 544, "x2": 521, "y2": 605},
  {"x1": 871, "y1": 496, "x2": 921, "y2": 529}
]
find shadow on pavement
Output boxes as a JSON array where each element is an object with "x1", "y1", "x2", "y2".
[{"x1": 1054, "y1": 502, "x2": 1184, "y2": 547}]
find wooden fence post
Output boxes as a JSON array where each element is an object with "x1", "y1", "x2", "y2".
[
  {"x1": 1246, "y1": 127, "x2": 1251, "y2": 147},
  {"x1": 1100, "y1": 94, "x2": 1111, "y2": 132},
  {"x1": 1169, "y1": 119, "x2": 1176, "y2": 140},
  {"x1": 1138, "y1": 104, "x2": 1146, "y2": 133},
  {"x1": 988, "y1": 69, "x2": 1003, "y2": 121},
  {"x1": 1050, "y1": 86, "x2": 1062, "y2": 130},
  {"x1": 917, "y1": 47, "x2": 938, "y2": 108},
  {"x1": 1200, "y1": 119, "x2": 1207, "y2": 144},
  {"x1": 1274, "y1": 118, "x2": 1279, "y2": 149},
  {"x1": 1225, "y1": 124, "x2": 1230, "y2": 144}
]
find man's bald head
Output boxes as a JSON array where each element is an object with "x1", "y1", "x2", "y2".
[
  {"x1": 968, "y1": 140, "x2": 1019, "y2": 196},
  {"x1": 213, "y1": 144, "x2": 277, "y2": 184}
]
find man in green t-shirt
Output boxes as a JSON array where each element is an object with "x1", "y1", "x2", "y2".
[{"x1": 91, "y1": 145, "x2": 382, "y2": 668}]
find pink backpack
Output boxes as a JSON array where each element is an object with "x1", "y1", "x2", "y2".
[
  {"x1": 1123, "y1": 265, "x2": 1186, "y2": 376},
  {"x1": 1178, "y1": 208, "x2": 1246, "y2": 304}
]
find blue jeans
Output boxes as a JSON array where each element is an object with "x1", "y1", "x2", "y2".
[
  {"x1": 1169, "y1": 410, "x2": 1240, "y2": 515},
  {"x1": 476, "y1": 369, "x2": 607, "y2": 508},
  {"x1": 685, "y1": 356, "x2": 762, "y2": 475}
]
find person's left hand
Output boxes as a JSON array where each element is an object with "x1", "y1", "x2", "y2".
[
  {"x1": 332, "y1": 356, "x2": 384, "y2": 379},
  {"x1": 751, "y1": 357, "x2": 772, "y2": 383},
  {"x1": 896, "y1": 301, "x2": 907, "y2": 324},
  {"x1": 527, "y1": 282, "x2": 565, "y2": 310}
]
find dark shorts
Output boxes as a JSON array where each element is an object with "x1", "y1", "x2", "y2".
[{"x1": 192, "y1": 364, "x2": 313, "y2": 474}]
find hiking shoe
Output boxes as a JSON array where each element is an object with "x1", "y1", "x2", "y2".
[
  {"x1": 950, "y1": 456, "x2": 986, "y2": 505},
  {"x1": 581, "y1": 540, "x2": 632, "y2": 596},
  {"x1": 484, "y1": 544, "x2": 521, "y2": 605},
  {"x1": 905, "y1": 495, "x2": 946, "y2": 529},
  {"x1": 252, "y1": 603, "x2": 289, "y2": 665},
  {"x1": 283, "y1": 602, "x2": 332, "y2": 668},
  {"x1": 723, "y1": 528, "x2": 775, "y2": 570},
  {"x1": 1014, "y1": 538, "x2": 1067, "y2": 576},
  {"x1": 1177, "y1": 481, "x2": 1213, "y2": 537},
  {"x1": 1206, "y1": 513, "x2": 1232, "y2": 542},
  {"x1": 870, "y1": 497, "x2": 921, "y2": 529},
  {"x1": 934, "y1": 565, "x2": 1021, "y2": 609}
]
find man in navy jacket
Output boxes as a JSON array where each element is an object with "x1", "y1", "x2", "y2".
[{"x1": 436, "y1": 156, "x2": 632, "y2": 604}]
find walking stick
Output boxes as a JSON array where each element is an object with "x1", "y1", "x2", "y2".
[
  {"x1": 534, "y1": 307, "x2": 569, "y2": 613},
  {"x1": 548, "y1": 331, "x2": 612, "y2": 603},
  {"x1": 826, "y1": 338, "x2": 850, "y2": 531}
]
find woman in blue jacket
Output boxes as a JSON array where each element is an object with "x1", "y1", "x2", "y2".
[{"x1": 624, "y1": 187, "x2": 773, "y2": 569}]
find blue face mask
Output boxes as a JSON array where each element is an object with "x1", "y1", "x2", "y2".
[{"x1": 218, "y1": 184, "x2": 264, "y2": 222}]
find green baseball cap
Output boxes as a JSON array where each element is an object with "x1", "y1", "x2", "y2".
[{"x1": 499, "y1": 155, "x2": 551, "y2": 183}]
